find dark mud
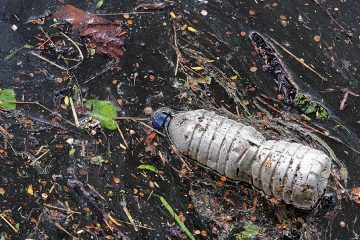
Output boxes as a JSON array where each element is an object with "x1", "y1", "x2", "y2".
[{"x1": 0, "y1": 0, "x2": 360, "y2": 239}]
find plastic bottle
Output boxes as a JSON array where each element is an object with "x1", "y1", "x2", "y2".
[{"x1": 152, "y1": 108, "x2": 332, "y2": 210}]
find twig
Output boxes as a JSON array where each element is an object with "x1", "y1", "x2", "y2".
[
  {"x1": 115, "y1": 218, "x2": 155, "y2": 230},
  {"x1": 170, "y1": 145, "x2": 192, "y2": 172},
  {"x1": 43, "y1": 204, "x2": 81, "y2": 214},
  {"x1": 87, "y1": 184, "x2": 106, "y2": 201},
  {"x1": 116, "y1": 122, "x2": 128, "y2": 148},
  {"x1": 122, "y1": 206, "x2": 139, "y2": 232},
  {"x1": 0, "y1": 213, "x2": 18, "y2": 233},
  {"x1": 29, "y1": 51, "x2": 68, "y2": 71},
  {"x1": 265, "y1": 35, "x2": 328, "y2": 81},
  {"x1": 116, "y1": 116, "x2": 149, "y2": 121},
  {"x1": 137, "y1": 121, "x2": 166, "y2": 137},
  {"x1": 256, "y1": 96, "x2": 360, "y2": 154},
  {"x1": 172, "y1": 23, "x2": 180, "y2": 76},
  {"x1": 95, "y1": 11, "x2": 158, "y2": 16},
  {"x1": 54, "y1": 223, "x2": 78, "y2": 239},
  {"x1": 9, "y1": 101, "x2": 75, "y2": 127},
  {"x1": 69, "y1": 97, "x2": 80, "y2": 127},
  {"x1": 59, "y1": 32, "x2": 84, "y2": 70},
  {"x1": 83, "y1": 61, "x2": 115, "y2": 83},
  {"x1": 30, "y1": 149, "x2": 50, "y2": 166},
  {"x1": 340, "y1": 89, "x2": 359, "y2": 111}
]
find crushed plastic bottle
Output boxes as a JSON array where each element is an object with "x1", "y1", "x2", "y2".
[{"x1": 152, "y1": 108, "x2": 332, "y2": 210}]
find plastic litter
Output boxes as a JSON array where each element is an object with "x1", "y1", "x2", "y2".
[{"x1": 152, "y1": 108, "x2": 332, "y2": 210}]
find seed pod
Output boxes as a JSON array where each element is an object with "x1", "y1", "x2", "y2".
[{"x1": 153, "y1": 109, "x2": 332, "y2": 210}]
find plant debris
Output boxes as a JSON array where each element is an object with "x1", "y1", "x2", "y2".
[
  {"x1": 53, "y1": 4, "x2": 126, "y2": 59},
  {"x1": 84, "y1": 99, "x2": 118, "y2": 130}
]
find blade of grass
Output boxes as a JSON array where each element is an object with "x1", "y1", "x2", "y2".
[
  {"x1": 158, "y1": 195, "x2": 195, "y2": 240},
  {"x1": 137, "y1": 164, "x2": 159, "y2": 173}
]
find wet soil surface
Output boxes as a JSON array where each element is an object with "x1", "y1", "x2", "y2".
[{"x1": 0, "y1": 0, "x2": 360, "y2": 239}]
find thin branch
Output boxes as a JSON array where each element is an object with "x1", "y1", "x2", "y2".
[
  {"x1": 69, "y1": 97, "x2": 80, "y2": 127},
  {"x1": 10, "y1": 101, "x2": 75, "y2": 127},
  {"x1": 43, "y1": 204, "x2": 81, "y2": 214},
  {"x1": 116, "y1": 122, "x2": 128, "y2": 148},
  {"x1": 0, "y1": 213, "x2": 18, "y2": 233},
  {"x1": 54, "y1": 223, "x2": 78, "y2": 239},
  {"x1": 265, "y1": 35, "x2": 328, "y2": 81},
  {"x1": 30, "y1": 51, "x2": 68, "y2": 71}
]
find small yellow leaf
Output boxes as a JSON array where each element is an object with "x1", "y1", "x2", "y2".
[
  {"x1": 230, "y1": 75, "x2": 238, "y2": 80},
  {"x1": 187, "y1": 26, "x2": 197, "y2": 32},
  {"x1": 191, "y1": 66, "x2": 204, "y2": 71},
  {"x1": 64, "y1": 96, "x2": 69, "y2": 106},
  {"x1": 170, "y1": 11, "x2": 176, "y2": 19},
  {"x1": 27, "y1": 184, "x2": 34, "y2": 196},
  {"x1": 108, "y1": 214, "x2": 122, "y2": 226}
]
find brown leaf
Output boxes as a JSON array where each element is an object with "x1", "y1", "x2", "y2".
[
  {"x1": 279, "y1": 15, "x2": 287, "y2": 21},
  {"x1": 249, "y1": 10, "x2": 256, "y2": 16},
  {"x1": 250, "y1": 66, "x2": 258, "y2": 72},
  {"x1": 351, "y1": 187, "x2": 360, "y2": 204},
  {"x1": 53, "y1": 5, "x2": 126, "y2": 59},
  {"x1": 313, "y1": 35, "x2": 321, "y2": 42}
]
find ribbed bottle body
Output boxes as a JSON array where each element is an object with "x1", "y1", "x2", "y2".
[{"x1": 166, "y1": 109, "x2": 331, "y2": 210}]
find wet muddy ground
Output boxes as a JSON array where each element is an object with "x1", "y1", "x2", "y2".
[{"x1": 0, "y1": 0, "x2": 360, "y2": 239}]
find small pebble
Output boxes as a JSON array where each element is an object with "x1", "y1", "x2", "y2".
[
  {"x1": 340, "y1": 221, "x2": 346, "y2": 228},
  {"x1": 11, "y1": 24, "x2": 18, "y2": 31},
  {"x1": 144, "y1": 107, "x2": 153, "y2": 116},
  {"x1": 200, "y1": 10, "x2": 208, "y2": 16}
]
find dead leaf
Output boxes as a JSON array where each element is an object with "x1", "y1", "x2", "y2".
[
  {"x1": 113, "y1": 177, "x2": 121, "y2": 184},
  {"x1": 279, "y1": 15, "x2": 287, "y2": 21},
  {"x1": 187, "y1": 26, "x2": 197, "y2": 32},
  {"x1": 191, "y1": 66, "x2": 204, "y2": 71},
  {"x1": 170, "y1": 11, "x2": 176, "y2": 19},
  {"x1": 145, "y1": 132, "x2": 157, "y2": 145},
  {"x1": 27, "y1": 184, "x2": 34, "y2": 196},
  {"x1": 313, "y1": 35, "x2": 321, "y2": 42},
  {"x1": 351, "y1": 187, "x2": 360, "y2": 204},
  {"x1": 250, "y1": 66, "x2": 258, "y2": 72},
  {"x1": 53, "y1": 5, "x2": 126, "y2": 59}
]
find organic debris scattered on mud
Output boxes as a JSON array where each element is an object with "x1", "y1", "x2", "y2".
[{"x1": 53, "y1": 4, "x2": 126, "y2": 59}]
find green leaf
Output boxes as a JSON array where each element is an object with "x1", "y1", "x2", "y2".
[
  {"x1": 158, "y1": 195, "x2": 195, "y2": 240},
  {"x1": 304, "y1": 102, "x2": 318, "y2": 114},
  {"x1": 95, "y1": 0, "x2": 104, "y2": 9},
  {"x1": 85, "y1": 99, "x2": 117, "y2": 130},
  {"x1": 23, "y1": 43, "x2": 33, "y2": 49},
  {"x1": 294, "y1": 94, "x2": 308, "y2": 112},
  {"x1": 0, "y1": 89, "x2": 16, "y2": 110},
  {"x1": 183, "y1": 80, "x2": 190, "y2": 89},
  {"x1": 137, "y1": 164, "x2": 159, "y2": 173},
  {"x1": 316, "y1": 106, "x2": 329, "y2": 120},
  {"x1": 69, "y1": 147, "x2": 75, "y2": 157},
  {"x1": 90, "y1": 155, "x2": 105, "y2": 166},
  {"x1": 234, "y1": 221, "x2": 260, "y2": 240},
  {"x1": 15, "y1": 223, "x2": 20, "y2": 231}
]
